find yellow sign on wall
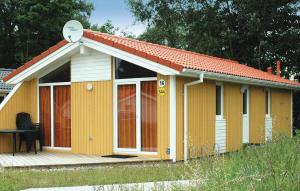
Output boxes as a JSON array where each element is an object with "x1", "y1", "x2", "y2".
[
  {"x1": 159, "y1": 87, "x2": 166, "y2": 96},
  {"x1": 158, "y1": 79, "x2": 166, "y2": 96}
]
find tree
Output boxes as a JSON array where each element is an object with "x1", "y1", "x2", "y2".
[
  {"x1": 128, "y1": 0, "x2": 300, "y2": 129},
  {"x1": 91, "y1": 20, "x2": 119, "y2": 34},
  {"x1": 127, "y1": 0, "x2": 300, "y2": 78},
  {"x1": 0, "y1": 0, "x2": 93, "y2": 68}
]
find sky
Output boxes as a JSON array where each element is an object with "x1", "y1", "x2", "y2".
[{"x1": 89, "y1": 0, "x2": 146, "y2": 36}]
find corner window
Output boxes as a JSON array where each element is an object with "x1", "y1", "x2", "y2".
[
  {"x1": 243, "y1": 89, "x2": 248, "y2": 115},
  {"x1": 266, "y1": 89, "x2": 270, "y2": 116},
  {"x1": 0, "y1": 95, "x2": 5, "y2": 103},
  {"x1": 39, "y1": 62, "x2": 70, "y2": 83},
  {"x1": 115, "y1": 58, "x2": 156, "y2": 79},
  {"x1": 216, "y1": 83, "x2": 223, "y2": 117}
]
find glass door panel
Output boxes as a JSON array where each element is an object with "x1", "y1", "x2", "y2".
[
  {"x1": 39, "y1": 87, "x2": 51, "y2": 146},
  {"x1": 141, "y1": 81, "x2": 157, "y2": 152},
  {"x1": 54, "y1": 86, "x2": 71, "y2": 147},
  {"x1": 118, "y1": 84, "x2": 137, "y2": 149}
]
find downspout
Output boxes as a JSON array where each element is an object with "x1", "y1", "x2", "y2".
[{"x1": 183, "y1": 72, "x2": 204, "y2": 161}]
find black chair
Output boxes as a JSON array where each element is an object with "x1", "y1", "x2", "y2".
[
  {"x1": 17, "y1": 112, "x2": 43, "y2": 153},
  {"x1": 32, "y1": 123, "x2": 44, "y2": 152}
]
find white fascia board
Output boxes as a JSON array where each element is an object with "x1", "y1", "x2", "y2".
[
  {"x1": 181, "y1": 69, "x2": 300, "y2": 91},
  {"x1": 81, "y1": 37, "x2": 180, "y2": 76},
  {"x1": 169, "y1": 75, "x2": 176, "y2": 162},
  {"x1": 6, "y1": 42, "x2": 80, "y2": 85}
]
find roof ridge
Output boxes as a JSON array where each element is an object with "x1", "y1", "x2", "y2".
[{"x1": 86, "y1": 30, "x2": 239, "y2": 64}]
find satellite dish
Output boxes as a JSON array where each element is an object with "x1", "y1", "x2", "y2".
[{"x1": 63, "y1": 20, "x2": 83, "y2": 43}]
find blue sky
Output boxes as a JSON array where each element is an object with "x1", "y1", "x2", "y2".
[{"x1": 89, "y1": 0, "x2": 146, "y2": 35}]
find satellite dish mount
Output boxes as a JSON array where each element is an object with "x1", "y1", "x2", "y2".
[{"x1": 63, "y1": 20, "x2": 83, "y2": 43}]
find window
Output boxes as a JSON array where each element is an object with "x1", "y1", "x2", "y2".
[
  {"x1": 243, "y1": 89, "x2": 248, "y2": 115},
  {"x1": 266, "y1": 89, "x2": 270, "y2": 115},
  {"x1": 115, "y1": 58, "x2": 156, "y2": 79},
  {"x1": 0, "y1": 95, "x2": 5, "y2": 103},
  {"x1": 216, "y1": 84, "x2": 223, "y2": 117},
  {"x1": 39, "y1": 62, "x2": 70, "y2": 83}
]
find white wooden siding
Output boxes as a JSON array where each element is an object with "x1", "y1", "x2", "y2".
[
  {"x1": 265, "y1": 117, "x2": 272, "y2": 141},
  {"x1": 215, "y1": 118, "x2": 226, "y2": 153},
  {"x1": 71, "y1": 50, "x2": 111, "y2": 82}
]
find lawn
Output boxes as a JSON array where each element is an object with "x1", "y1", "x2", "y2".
[{"x1": 0, "y1": 134, "x2": 299, "y2": 191}]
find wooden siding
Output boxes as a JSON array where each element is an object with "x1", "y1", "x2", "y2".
[
  {"x1": 175, "y1": 77, "x2": 194, "y2": 161},
  {"x1": 157, "y1": 74, "x2": 170, "y2": 159},
  {"x1": 187, "y1": 80, "x2": 215, "y2": 158},
  {"x1": 271, "y1": 89, "x2": 292, "y2": 137},
  {"x1": 224, "y1": 83, "x2": 243, "y2": 152},
  {"x1": 71, "y1": 51, "x2": 111, "y2": 82},
  {"x1": 249, "y1": 86, "x2": 266, "y2": 143},
  {"x1": 0, "y1": 79, "x2": 37, "y2": 152},
  {"x1": 71, "y1": 81, "x2": 113, "y2": 155}
]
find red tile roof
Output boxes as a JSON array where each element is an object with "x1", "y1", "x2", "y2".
[{"x1": 4, "y1": 29, "x2": 300, "y2": 87}]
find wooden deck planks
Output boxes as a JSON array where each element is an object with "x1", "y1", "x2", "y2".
[{"x1": 0, "y1": 152, "x2": 160, "y2": 168}]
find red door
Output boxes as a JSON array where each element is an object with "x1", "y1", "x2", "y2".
[
  {"x1": 54, "y1": 86, "x2": 71, "y2": 147},
  {"x1": 141, "y1": 81, "x2": 157, "y2": 152},
  {"x1": 39, "y1": 87, "x2": 51, "y2": 146},
  {"x1": 118, "y1": 84, "x2": 136, "y2": 149}
]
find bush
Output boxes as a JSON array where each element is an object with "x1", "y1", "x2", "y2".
[{"x1": 183, "y1": 135, "x2": 300, "y2": 190}]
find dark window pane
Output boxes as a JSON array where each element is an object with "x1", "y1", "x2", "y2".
[
  {"x1": 115, "y1": 58, "x2": 156, "y2": 79},
  {"x1": 39, "y1": 62, "x2": 70, "y2": 83},
  {"x1": 243, "y1": 90, "x2": 248, "y2": 114},
  {"x1": 216, "y1": 85, "x2": 221, "y2": 115},
  {"x1": 266, "y1": 91, "x2": 269, "y2": 115},
  {"x1": 0, "y1": 96, "x2": 4, "y2": 103}
]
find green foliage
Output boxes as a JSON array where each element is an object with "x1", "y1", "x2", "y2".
[
  {"x1": 91, "y1": 20, "x2": 119, "y2": 35},
  {"x1": 0, "y1": 0, "x2": 94, "y2": 68},
  {"x1": 184, "y1": 135, "x2": 300, "y2": 190},
  {"x1": 0, "y1": 135, "x2": 299, "y2": 190},
  {"x1": 127, "y1": 0, "x2": 300, "y2": 78}
]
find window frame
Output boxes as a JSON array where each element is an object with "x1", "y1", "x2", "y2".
[
  {"x1": 265, "y1": 88, "x2": 271, "y2": 117},
  {"x1": 216, "y1": 82, "x2": 224, "y2": 119},
  {"x1": 38, "y1": 61, "x2": 71, "y2": 84},
  {"x1": 115, "y1": 58, "x2": 157, "y2": 79}
]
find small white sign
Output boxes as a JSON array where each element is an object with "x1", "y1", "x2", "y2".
[{"x1": 159, "y1": 79, "x2": 166, "y2": 87}]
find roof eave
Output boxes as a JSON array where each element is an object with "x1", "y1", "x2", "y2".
[{"x1": 181, "y1": 69, "x2": 300, "y2": 91}]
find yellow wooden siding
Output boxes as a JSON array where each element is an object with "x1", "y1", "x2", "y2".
[
  {"x1": 71, "y1": 81, "x2": 113, "y2": 155},
  {"x1": 157, "y1": 74, "x2": 170, "y2": 159},
  {"x1": 175, "y1": 77, "x2": 194, "y2": 161},
  {"x1": 224, "y1": 83, "x2": 243, "y2": 152},
  {"x1": 187, "y1": 80, "x2": 215, "y2": 158},
  {"x1": 271, "y1": 89, "x2": 292, "y2": 137},
  {"x1": 249, "y1": 86, "x2": 266, "y2": 143},
  {"x1": 0, "y1": 79, "x2": 37, "y2": 152}
]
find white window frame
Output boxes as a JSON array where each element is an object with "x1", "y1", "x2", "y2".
[
  {"x1": 113, "y1": 77, "x2": 158, "y2": 155},
  {"x1": 216, "y1": 82, "x2": 224, "y2": 119},
  {"x1": 265, "y1": 88, "x2": 271, "y2": 118}
]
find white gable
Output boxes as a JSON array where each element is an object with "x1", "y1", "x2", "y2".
[{"x1": 71, "y1": 50, "x2": 111, "y2": 82}]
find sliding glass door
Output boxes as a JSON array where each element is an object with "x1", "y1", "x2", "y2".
[
  {"x1": 39, "y1": 84, "x2": 71, "y2": 148},
  {"x1": 114, "y1": 79, "x2": 157, "y2": 154}
]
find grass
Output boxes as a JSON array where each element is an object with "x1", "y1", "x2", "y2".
[{"x1": 0, "y1": 134, "x2": 299, "y2": 191}]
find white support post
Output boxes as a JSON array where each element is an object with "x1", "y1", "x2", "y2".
[{"x1": 169, "y1": 75, "x2": 177, "y2": 162}]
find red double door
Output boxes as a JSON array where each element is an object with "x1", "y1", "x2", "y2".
[{"x1": 39, "y1": 86, "x2": 71, "y2": 148}]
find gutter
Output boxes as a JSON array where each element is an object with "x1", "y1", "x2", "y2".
[
  {"x1": 182, "y1": 69, "x2": 300, "y2": 91},
  {"x1": 183, "y1": 72, "x2": 204, "y2": 161}
]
